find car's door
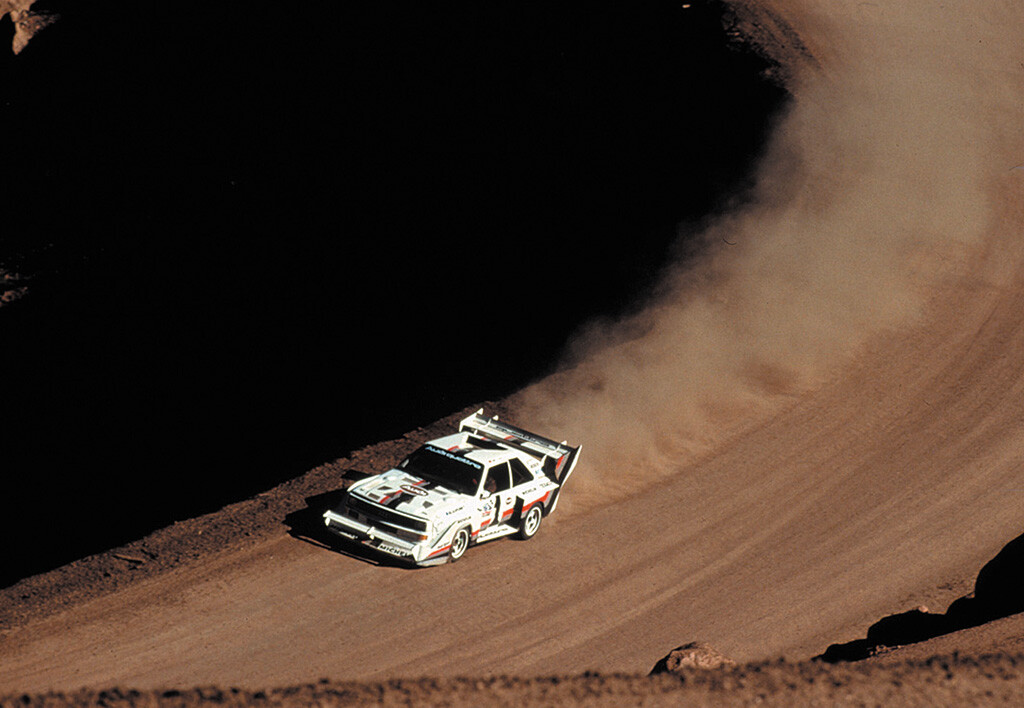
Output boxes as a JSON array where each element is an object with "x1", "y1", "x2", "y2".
[
  {"x1": 478, "y1": 461, "x2": 514, "y2": 530},
  {"x1": 508, "y1": 456, "x2": 547, "y2": 513}
]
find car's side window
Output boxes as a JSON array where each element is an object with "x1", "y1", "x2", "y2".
[
  {"x1": 509, "y1": 457, "x2": 532, "y2": 486},
  {"x1": 484, "y1": 461, "x2": 512, "y2": 493}
]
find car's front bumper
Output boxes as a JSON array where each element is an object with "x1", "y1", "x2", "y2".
[{"x1": 322, "y1": 510, "x2": 450, "y2": 566}]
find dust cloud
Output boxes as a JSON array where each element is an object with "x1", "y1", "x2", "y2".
[{"x1": 511, "y1": 1, "x2": 1024, "y2": 512}]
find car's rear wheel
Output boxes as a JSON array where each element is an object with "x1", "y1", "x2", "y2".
[
  {"x1": 449, "y1": 527, "x2": 470, "y2": 562},
  {"x1": 517, "y1": 505, "x2": 543, "y2": 540}
]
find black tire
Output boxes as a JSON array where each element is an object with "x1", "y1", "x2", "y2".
[
  {"x1": 517, "y1": 505, "x2": 543, "y2": 540},
  {"x1": 449, "y1": 527, "x2": 471, "y2": 562}
]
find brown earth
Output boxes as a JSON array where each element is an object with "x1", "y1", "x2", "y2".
[
  {"x1": 4, "y1": 655, "x2": 1024, "y2": 707},
  {"x1": 4, "y1": 0, "x2": 1024, "y2": 705},
  {"x1": 0, "y1": 0, "x2": 57, "y2": 54},
  {"x1": 0, "y1": 268, "x2": 29, "y2": 305}
]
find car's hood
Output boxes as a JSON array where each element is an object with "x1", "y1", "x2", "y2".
[{"x1": 349, "y1": 469, "x2": 469, "y2": 520}]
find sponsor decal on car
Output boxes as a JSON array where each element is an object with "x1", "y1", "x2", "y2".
[
  {"x1": 424, "y1": 444, "x2": 484, "y2": 469},
  {"x1": 375, "y1": 542, "x2": 409, "y2": 557}
]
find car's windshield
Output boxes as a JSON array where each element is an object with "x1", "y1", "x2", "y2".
[{"x1": 399, "y1": 445, "x2": 482, "y2": 496}]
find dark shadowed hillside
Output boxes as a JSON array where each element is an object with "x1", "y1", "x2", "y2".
[{"x1": 0, "y1": 1, "x2": 784, "y2": 587}]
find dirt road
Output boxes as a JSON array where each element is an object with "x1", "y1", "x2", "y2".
[
  {"x1": 3, "y1": 0, "x2": 1024, "y2": 696},
  {"x1": 3, "y1": 246, "x2": 1023, "y2": 689}
]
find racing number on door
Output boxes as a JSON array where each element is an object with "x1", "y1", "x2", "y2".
[{"x1": 481, "y1": 462, "x2": 514, "y2": 528}]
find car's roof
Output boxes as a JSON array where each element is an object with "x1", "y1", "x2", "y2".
[{"x1": 425, "y1": 432, "x2": 528, "y2": 468}]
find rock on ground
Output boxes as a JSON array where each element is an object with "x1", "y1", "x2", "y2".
[{"x1": 649, "y1": 642, "x2": 738, "y2": 674}]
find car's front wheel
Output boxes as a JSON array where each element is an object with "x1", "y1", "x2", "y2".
[
  {"x1": 449, "y1": 527, "x2": 470, "y2": 562},
  {"x1": 517, "y1": 505, "x2": 543, "y2": 540}
]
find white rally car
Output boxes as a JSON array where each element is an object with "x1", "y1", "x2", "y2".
[{"x1": 323, "y1": 410, "x2": 581, "y2": 566}]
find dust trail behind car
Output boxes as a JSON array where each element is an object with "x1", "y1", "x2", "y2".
[{"x1": 510, "y1": 0, "x2": 1024, "y2": 514}]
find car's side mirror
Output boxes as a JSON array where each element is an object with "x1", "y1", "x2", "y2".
[{"x1": 479, "y1": 490, "x2": 492, "y2": 500}]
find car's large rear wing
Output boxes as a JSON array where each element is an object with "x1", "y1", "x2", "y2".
[{"x1": 459, "y1": 409, "x2": 581, "y2": 493}]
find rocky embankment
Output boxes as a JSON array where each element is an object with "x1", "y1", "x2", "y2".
[{"x1": 4, "y1": 654, "x2": 1024, "y2": 707}]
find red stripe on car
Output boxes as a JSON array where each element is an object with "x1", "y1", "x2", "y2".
[{"x1": 523, "y1": 491, "x2": 552, "y2": 512}]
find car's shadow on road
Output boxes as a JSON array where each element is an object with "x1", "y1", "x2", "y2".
[{"x1": 283, "y1": 473, "x2": 412, "y2": 569}]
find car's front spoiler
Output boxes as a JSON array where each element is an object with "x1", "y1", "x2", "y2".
[{"x1": 323, "y1": 510, "x2": 447, "y2": 565}]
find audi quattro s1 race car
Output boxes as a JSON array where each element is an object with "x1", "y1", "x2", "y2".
[{"x1": 322, "y1": 410, "x2": 581, "y2": 566}]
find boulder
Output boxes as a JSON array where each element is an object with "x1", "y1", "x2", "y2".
[{"x1": 649, "y1": 641, "x2": 737, "y2": 674}]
